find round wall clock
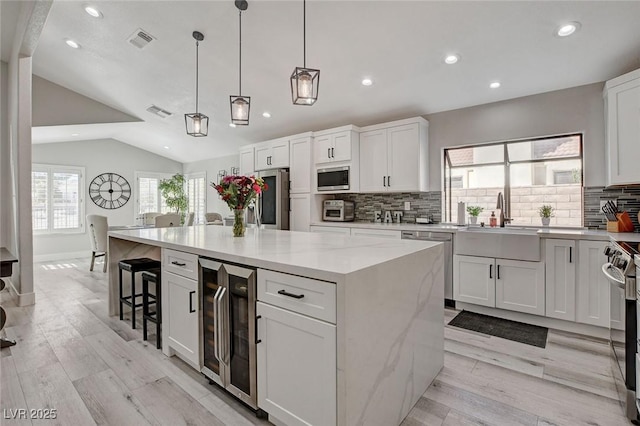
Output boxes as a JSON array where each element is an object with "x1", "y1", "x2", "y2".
[{"x1": 89, "y1": 173, "x2": 131, "y2": 209}]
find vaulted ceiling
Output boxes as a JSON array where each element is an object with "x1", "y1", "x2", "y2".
[{"x1": 4, "y1": 1, "x2": 640, "y2": 163}]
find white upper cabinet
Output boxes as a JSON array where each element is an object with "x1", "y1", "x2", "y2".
[
  {"x1": 255, "y1": 138, "x2": 290, "y2": 171},
  {"x1": 312, "y1": 127, "x2": 359, "y2": 165},
  {"x1": 239, "y1": 146, "x2": 255, "y2": 176},
  {"x1": 604, "y1": 68, "x2": 640, "y2": 186},
  {"x1": 289, "y1": 135, "x2": 312, "y2": 193},
  {"x1": 359, "y1": 117, "x2": 429, "y2": 193}
]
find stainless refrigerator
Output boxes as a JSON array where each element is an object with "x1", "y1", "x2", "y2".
[{"x1": 246, "y1": 169, "x2": 289, "y2": 230}]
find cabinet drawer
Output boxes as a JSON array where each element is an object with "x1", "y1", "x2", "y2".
[
  {"x1": 163, "y1": 248, "x2": 198, "y2": 280},
  {"x1": 258, "y1": 269, "x2": 336, "y2": 323}
]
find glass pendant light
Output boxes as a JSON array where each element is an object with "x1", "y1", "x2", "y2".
[
  {"x1": 185, "y1": 31, "x2": 209, "y2": 137},
  {"x1": 230, "y1": 1, "x2": 250, "y2": 125},
  {"x1": 290, "y1": 0, "x2": 319, "y2": 105}
]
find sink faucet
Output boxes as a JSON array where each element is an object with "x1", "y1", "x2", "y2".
[{"x1": 496, "y1": 192, "x2": 511, "y2": 227}]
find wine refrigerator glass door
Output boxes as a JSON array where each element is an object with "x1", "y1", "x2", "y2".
[
  {"x1": 223, "y1": 264, "x2": 258, "y2": 409},
  {"x1": 199, "y1": 258, "x2": 225, "y2": 385}
]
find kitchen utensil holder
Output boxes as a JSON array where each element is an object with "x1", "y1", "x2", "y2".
[{"x1": 607, "y1": 211, "x2": 635, "y2": 233}]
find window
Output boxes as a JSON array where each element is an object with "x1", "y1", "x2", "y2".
[
  {"x1": 32, "y1": 164, "x2": 85, "y2": 234},
  {"x1": 186, "y1": 172, "x2": 206, "y2": 224},
  {"x1": 135, "y1": 172, "x2": 172, "y2": 219},
  {"x1": 443, "y1": 134, "x2": 583, "y2": 227}
]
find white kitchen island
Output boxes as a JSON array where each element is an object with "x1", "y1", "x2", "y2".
[{"x1": 107, "y1": 225, "x2": 444, "y2": 426}]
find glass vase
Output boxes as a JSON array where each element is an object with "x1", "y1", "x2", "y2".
[{"x1": 233, "y1": 209, "x2": 246, "y2": 237}]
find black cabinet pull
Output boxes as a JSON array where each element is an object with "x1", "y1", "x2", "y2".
[
  {"x1": 331, "y1": 147, "x2": 334, "y2": 158},
  {"x1": 171, "y1": 261, "x2": 186, "y2": 267},
  {"x1": 497, "y1": 265, "x2": 501, "y2": 280},
  {"x1": 277, "y1": 289, "x2": 304, "y2": 299},
  {"x1": 388, "y1": 175, "x2": 391, "y2": 186},
  {"x1": 569, "y1": 247, "x2": 572, "y2": 263},
  {"x1": 383, "y1": 176, "x2": 386, "y2": 187},
  {"x1": 256, "y1": 315, "x2": 262, "y2": 344},
  {"x1": 489, "y1": 264, "x2": 493, "y2": 279},
  {"x1": 189, "y1": 291, "x2": 195, "y2": 313},
  {"x1": 328, "y1": 148, "x2": 331, "y2": 159}
]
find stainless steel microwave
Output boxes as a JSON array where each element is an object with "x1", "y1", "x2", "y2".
[{"x1": 317, "y1": 166, "x2": 350, "y2": 191}]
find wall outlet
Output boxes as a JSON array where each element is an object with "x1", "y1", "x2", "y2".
[{"x1": 404, "y1": 201, "x2": 411, "y2": 211}]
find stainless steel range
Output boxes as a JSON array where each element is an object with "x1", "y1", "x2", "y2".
[{"x1": 602, "y1": 240, "x2": 639, "y2": 423}]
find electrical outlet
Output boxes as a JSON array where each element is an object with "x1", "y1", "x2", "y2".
[{"x1": 404, "y1": 201, "x2": 411, "y2": 211}]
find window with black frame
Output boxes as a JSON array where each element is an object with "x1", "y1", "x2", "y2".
[{"x1": 443, "y1": 134, "x2": 583, "y2": 226}]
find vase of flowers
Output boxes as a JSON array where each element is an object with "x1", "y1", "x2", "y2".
[
  {"x1": 466, "y1": 205, "x2": 484, "y2": 225},
  {"x1": 212, "y1": 175, "x2": 267, "y2": 237},
  {"x1": 538, "y1": 204, "x2": 555, "y2": 226}
]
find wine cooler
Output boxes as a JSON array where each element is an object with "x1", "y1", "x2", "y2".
[{"x1": 199, "y1": 257, "x2": 258, "y2": 409}]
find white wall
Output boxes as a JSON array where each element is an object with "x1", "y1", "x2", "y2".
[
  {"x1": 424, "y1": 82, "x2": 605, "y2": 190},
  {"x1": 182, "y1": 154, "x2": 240, "y2": 218},
  {"x1": 32, "y1": 138, "x2": 182, "y2": 259}
]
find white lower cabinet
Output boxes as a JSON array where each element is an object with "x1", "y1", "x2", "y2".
[
  {"x1": 290, "y1": 193, "x2": 311, "y2": 232},
  {"x1": 545, "y1": 239, "x2": 576, "y2": 321},
  {"x1": 257, "y1": 269, "x2": 336, "y2": 426},
  {"x1": 163, "y1": 270, "x2": 199, "y2": 367},
  {"x1": 454, "y1": 254, "x2": 544, "y2": 315},
  {"x1": 577, "y1": 240, "x2": 609, "y2": 327},
  {"x1": 350, "y1": 228, "x2": 401, "y2": 239}
]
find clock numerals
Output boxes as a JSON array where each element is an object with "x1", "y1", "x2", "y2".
[{"x1": 89, "y1": 173, "x2": 131, "y2": 209}]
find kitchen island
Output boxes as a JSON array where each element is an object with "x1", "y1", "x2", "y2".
[{"x1": 108, "y1": 225, "x2": 443, "y2": 426}]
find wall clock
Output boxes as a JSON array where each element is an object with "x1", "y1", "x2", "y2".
[{"x1": 89, "y1": 173, "x2": 131, "y2": 209}]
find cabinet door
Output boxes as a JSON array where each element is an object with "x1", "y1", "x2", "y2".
[
  {"x1": 290, "y1": 193, "x2": 310, "y2": 232},
  {"x1": 387, "y1": 123, "x2": 420, "y2": 192},
  {"x1": 270, "y1": 139, "x2": 290, "y2": 168},
  {"x1": 254, "y1": 145, "x2": 271, "y2": 171},
  {"x1": 495, "y1": 259, "x2": 545, "y2": 316},
  {"x1": 577, "y1": 241, "x2": 609, "y2": 327},
  {"x1": 331, "y1": 131, "x2": 352, "y2": 162},
  {"x1": 309, "y1": 225, "x2": 351, "y2": 235},
  {"x1": 257, "y1": 302, "x2": 336, "y2": 426},
  {"x1": 314, "y1": 135, "x2": 333, "y2": 165},
  {"x1": 290, "y1": 137, "x2": 311, "y2": 193},
  {"x1": 350, "y1": 228, "x2": 401, "y2": 239},
  {"x1": 453, "y1": 255, "x2": 495, "y2": 307},
  {"x1": 606, "y1": 78, "x2": 640, "y2": 185},
  {"x1": 163, "y1": 271, "x2": 199, "y2": 367},
  {"x1": 239, "y1": 147, "x2": 255, "y2": 176},
  {"x1": 359, "y1": 129, "x2": 388, "y2": 192},
  {"x1": 545, "y1": 239, "x2": 576, "y2": 321}
]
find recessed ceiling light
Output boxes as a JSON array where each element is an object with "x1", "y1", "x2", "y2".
[
  {"x1": 65, "y1": 39, "x2": 80, "y2": 49},
  {"x1": 361, "y1": 78, "x2": 373, "y2": 86},
  {"x1": 444, "y1": 54, "x2": 459, "y2": 65},
  {"x1": 229, "y1": 123, "x2": 237, "y2": 128},
  {"x1": 163, "y1": 146, "x2": 170, "y2": 150},
  {"x1": 556, "y1": 22, "x2": 580, "y2": 37},
  {"x1": 489, "y1": 81, "x2": 501, "y2": 89},
  {"x1": 262, "y1": 112, "x2": 271, "y2": 118},
  {"x1": 84, "y1": 6, "x2": 102, "y2": 18},
  {"x1": 71, "y1": 133, "x2": 79, "y2": 137}
]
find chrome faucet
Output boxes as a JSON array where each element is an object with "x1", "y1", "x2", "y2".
[{"x1": 496, "y1": 192, "x2": 511, "y2": 227}]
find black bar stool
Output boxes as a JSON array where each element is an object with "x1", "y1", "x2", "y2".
[
  {"x1": 142, "y1": 268, "x2": 162, "y2": 349},
  {"x1": 118, "y1": 258, "x2": 161, "y2": 329}
]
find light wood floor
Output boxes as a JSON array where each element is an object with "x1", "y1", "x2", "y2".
[{"x1": 0, "y1": 257, "x2": 632, "y2": 425}]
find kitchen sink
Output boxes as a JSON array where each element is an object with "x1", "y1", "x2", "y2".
[{"x1": 456, "y1": 227, "x2": 541, "y2": 261}]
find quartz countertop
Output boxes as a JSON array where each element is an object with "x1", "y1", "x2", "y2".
[{"x1": 108, "y1": 225, "x2": 440, "y2": 282}]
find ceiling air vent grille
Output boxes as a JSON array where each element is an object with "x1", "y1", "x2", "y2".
[
  {"x1": 128, "y1": 28, "x2": 156, "y2": 49},
  {"x1": 146, "y1": 105, "x2": 173, "y2": 118}
]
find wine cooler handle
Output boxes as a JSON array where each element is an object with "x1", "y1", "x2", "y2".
[
  {"x1": 221, "y1": 287, "x2": 230, "y2": 365},
  {"x1": 212, "y1": 287, "x2": 223, "y2": 363}
]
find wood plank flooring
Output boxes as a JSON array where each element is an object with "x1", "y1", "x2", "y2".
[{"x1": 0, "y1": 257, "x2": 632, "y2": 425}]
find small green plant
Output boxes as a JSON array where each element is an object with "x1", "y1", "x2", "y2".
[
  {"x1": 158, "y1": 173, "x2": 188, "y2": 224},
  {"x1": 466, "y1": 205, "x2": 484, "y2": 217},
  {"x1": 538, "y1": 204, "x2": 555, "y2": 218}
]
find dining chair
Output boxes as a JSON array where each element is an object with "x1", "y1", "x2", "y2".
[
  {"x1": 186, "y1": 212, "x2": 195, "y2": 226},
  {"x1": 154, "y1": 213, "x2": 181, "y2": 228},
  {"x1": 142, "y1": 212, "x2": 163, "y2": 226},
  {"x1": 205, "y1": 212, "x2": 223, "y2": 223},
  {"x1": 87, "y1": 214, "x2": 108, "y2": 272}
]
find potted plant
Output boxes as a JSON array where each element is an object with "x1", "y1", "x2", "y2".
[
  {"x1": 466, "y1": 205, "x2": 484, "y2": 225},
  {"x1": 158, "y1": 174, "x2": 189, "y2": 225},
  {"x1": 538, "y1": 204, "x2": 555, "y2": 226}
]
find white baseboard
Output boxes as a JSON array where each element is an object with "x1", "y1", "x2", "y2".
[
  {"x1": 33, "y1": 251, "x2": 88, "y2": 262},
  {"x1": 3, "y1": 277, "x2": 36, "y2": 307},
  {"x1": 456, "y1": 302, "x2": 609, "y2": 340}
]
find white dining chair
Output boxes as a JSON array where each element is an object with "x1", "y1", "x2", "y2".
[
  {"x1": 142, "y1": 212, "x2": 163, "y2": 226},
  {"x1": 205, "y1": 212, "x2": 223, "y2": 223},
  {"x1": 186, "y1": 212, "x2": 195, "y2": 226},
  {"x1": 87, "y1": 214, "x2": 108, "y2": 272},
  {"x1": 154, "y1": 213, "x2": 181, "y2": 228}
]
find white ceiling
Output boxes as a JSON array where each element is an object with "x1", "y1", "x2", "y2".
[{"x1": 6, "y1": 1, "x2": 640, "y2": 163}]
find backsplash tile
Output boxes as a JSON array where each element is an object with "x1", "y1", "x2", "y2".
[
  {"x1": 584, "y1": 186, "x2": 640, "y2": 230},
  {"x1": 334, "y1": 192, "x2": 442, "y2": 223}
]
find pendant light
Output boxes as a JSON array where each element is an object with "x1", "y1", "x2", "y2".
[
  {"x1": 230, "y1": 0, "x2": 250, "y2": 125},
  {"x1": 185, "y1": 31, "x2": 209, "y2": 137},
  {"x1": 290, "y1": 0, "x2": 319, "y2": 106}
]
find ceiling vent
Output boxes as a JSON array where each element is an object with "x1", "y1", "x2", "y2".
[
  {"x1": 146, "y1": 105, "x2": 173, "y2": 118},
  {"x1": 128, "y1": 28, "x2": 156, "y2": 49}
]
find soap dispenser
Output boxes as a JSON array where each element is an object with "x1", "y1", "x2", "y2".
[{"x1": 490, "y1": 211, "x2": 497, "y2": 228}]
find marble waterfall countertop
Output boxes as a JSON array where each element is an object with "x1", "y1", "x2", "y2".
[{"x1": 108, "y1": 225, "x2": 441, "y2": 282}]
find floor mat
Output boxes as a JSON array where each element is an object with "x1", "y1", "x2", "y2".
[{"x1": 448, "y1": 310, "x2": 548, "y2": 348}]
